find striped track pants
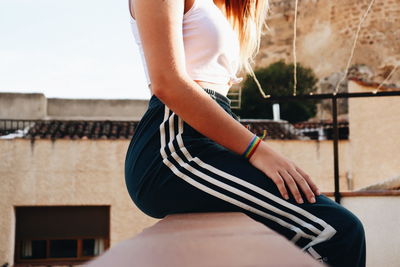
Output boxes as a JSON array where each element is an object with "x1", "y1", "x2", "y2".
[{"x1": 124, "y1": 88, "x2": 366, "y2": 267}]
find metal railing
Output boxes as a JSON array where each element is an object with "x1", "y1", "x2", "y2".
[
  {"x1": 227, "y1": 87, "x2": 242, "y2": 109},
  {"x1": 253, "y1": 89, "x2": 400, "y2": 204}
]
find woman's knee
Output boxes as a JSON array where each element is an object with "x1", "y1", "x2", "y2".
[
  {"x1": 318, "y1": 195, "x2": 365, "y2": 239},
  {"x1": 334, "y1": 204, "x2": 366, "y2": 242},
  {"x1": 349, "y1": 212, "x2": 366, "y2": 243}
]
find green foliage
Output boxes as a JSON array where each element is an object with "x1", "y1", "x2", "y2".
[{"x1": 234, "y1": 60, "x2": 320, "y2": 123}]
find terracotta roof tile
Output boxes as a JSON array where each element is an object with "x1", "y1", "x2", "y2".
[{"x1": 0, "y1": 120, "x2": 349, "y2": 140}]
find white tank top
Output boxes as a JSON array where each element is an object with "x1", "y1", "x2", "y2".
[{"x1": 129, "y1": 0, "x2": 243, "y2": 92}]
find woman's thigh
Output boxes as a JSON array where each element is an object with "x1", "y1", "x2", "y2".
[
  {"x1": 127, "y1": 100, "x2": 366, "y2": 266},
  {"x1": 144, "y1": 105, "x2": 357, "y2": 239}
]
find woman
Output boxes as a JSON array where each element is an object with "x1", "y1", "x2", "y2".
[{"x1": 125, "y1": 0, "x2": 366, "y2": 266}]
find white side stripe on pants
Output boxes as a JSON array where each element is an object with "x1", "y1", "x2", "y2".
[{"x1": 159, "y1": 106, "x2": 337, "y2": 251}]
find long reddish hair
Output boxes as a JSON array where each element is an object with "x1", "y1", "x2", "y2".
[{"x1": 223, "y1": 0, "x2": 270, "y2": 90}]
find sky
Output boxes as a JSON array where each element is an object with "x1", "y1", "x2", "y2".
[{"x1": 0, "y1": 0, "x2": 151, "y2": 99}]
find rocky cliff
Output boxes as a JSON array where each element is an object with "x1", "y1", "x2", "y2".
[{"x1": 255, "y1": 0, "x2": 399, "y2": 87}]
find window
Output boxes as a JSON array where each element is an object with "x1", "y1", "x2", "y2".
[{"x1": 14, "y1": 206, "x2": 110, "y2": 265}]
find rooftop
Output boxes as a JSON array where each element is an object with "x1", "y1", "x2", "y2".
[{"x1": 0, "y1": 119, "x2": 348, "y2": 141}]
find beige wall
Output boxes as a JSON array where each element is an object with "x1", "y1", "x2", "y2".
[
  {"x1": 1, "y1": 107, "x2": 400, "y2": 265},
  {"x1": 1, "y1": 79, "x2": 400, "y2": 265},
  {"x1": 1, "y1": 136, "x2": 397, "y2": 267},
  {"x1": 265, "y1": 139, "x2": 353, "y2": 191},
  {"x1": 0, "y1": 137, "x2": 351, "y2": 265},
  {"x1": 348, "y1": 80, "x2": 400, "y2": 188},
  {"x1": 338, "y1": 195, "x2": 400, "y2": 267},
  {"x1": 0, "y1": 139, "x2": 159, "y2": 266}
]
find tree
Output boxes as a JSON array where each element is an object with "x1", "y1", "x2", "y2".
[{"x1": 234, "y1": 60, "x2": 320, "y2": 123}]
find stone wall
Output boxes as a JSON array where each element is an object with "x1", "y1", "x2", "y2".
[{"x1": 252, "y1": 0, "x2": 400, "y2": 83}]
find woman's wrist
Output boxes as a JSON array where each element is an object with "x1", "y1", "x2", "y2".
[
  {"x1": 248, "y1": 140, "x2": 272, "y2": 165},
  {"x1": 241, "y1": 130, "x2": 271, "y2": 161},
  {"x1": 241, "y1": 134, "x2": 262, "y2": 160}
]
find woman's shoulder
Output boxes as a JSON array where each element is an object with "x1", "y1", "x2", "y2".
[{"x1": 130, "y1": 0, "x2": 209, "y2": 20}]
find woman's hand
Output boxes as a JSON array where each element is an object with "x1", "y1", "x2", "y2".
[{"x1": 249, "y1": 140, "x2": 321, "y2": 204}]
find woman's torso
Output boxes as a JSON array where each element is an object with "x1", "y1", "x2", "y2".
[{"x1": 129, "y1": 0, "x2": 242, "y2": 96}]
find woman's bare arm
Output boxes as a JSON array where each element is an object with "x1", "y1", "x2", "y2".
[
  {"x1": 133, "y1": 0, "x2": 253, "y2": 155},
  {"x1": 132, "y1": 0, "x2": 320, "y2": 203}
]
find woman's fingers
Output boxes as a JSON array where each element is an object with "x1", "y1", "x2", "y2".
[
  {"x1": 288, "y1": 168, "x2": 316, "y2": 203},
  {"x1": 295, "y1": 166, "x2": 321, "y2": 196},
  {"x1": 270, "y1": 172, "x2": 289, "y2": 200},
  {"x1": 253, "y1": 145, "x2": 320, "y2": 203},
  {"x1": 278, "y1": 169, "x2": 303, "y2": 204}
]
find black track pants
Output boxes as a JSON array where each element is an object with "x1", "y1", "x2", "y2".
[{"x1": 124, "y1": 88, "x2": 366, "y2": 267}]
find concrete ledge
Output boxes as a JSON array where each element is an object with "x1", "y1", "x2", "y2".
[
  {"x1": 322, "y1": 190, "x2": 400, "y2": 197},
  {"x1": 85, "y1": 212, "x2": 324, "y2": 267},
  {"x1": 47, "y1": 98, "x2": 149, "y2": 121},
  {"x1": 0, "y1": 92, "x2": 46, "y2": 119},
  {"x1": 0, "y1": 92, "x2": 149, "y2": 121}
]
